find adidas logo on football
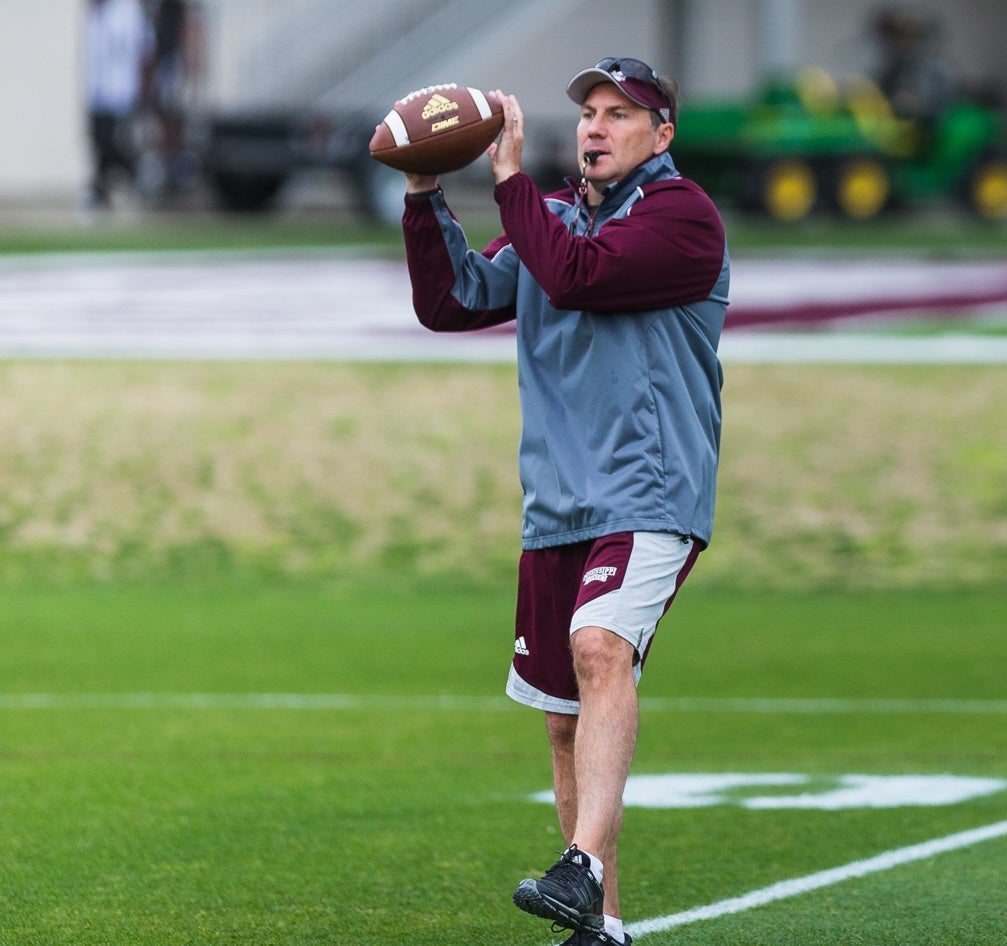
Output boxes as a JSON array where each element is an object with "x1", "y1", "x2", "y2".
[
  {"x1": 514, "y1": 636, "x2": 530, "y2": 656},
  {"x1": 422, "y1": 93, "x2": 460, "y2": 120},
  {"x1": 583, "y1": 566, "x2": 618, "y2": 585}
]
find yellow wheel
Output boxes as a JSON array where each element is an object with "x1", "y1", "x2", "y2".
[
  {"x1": 759, "y1": 159, "x2": 817, "y2": 222},
  {"x1": 833, "y1": 157, "x2": 890, "y2": 220},
  {"x1": 968, "y1": 158, "x2": 1007, "y2": 221}
]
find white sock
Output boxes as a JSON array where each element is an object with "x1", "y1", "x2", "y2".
[
  {"x1": 568, "y1": 845, "x2": 604, "y2": 884},
  {"x1": 604, "y1": 915, "x2": 625, "y2": 943}
]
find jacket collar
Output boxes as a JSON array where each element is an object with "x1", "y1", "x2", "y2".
[
  {"x1": 563, "y1": 151, "x2": 680, "y2": 214},
  {"x1": 601, "y1": 150, "x2": 680, "y2": 203}
]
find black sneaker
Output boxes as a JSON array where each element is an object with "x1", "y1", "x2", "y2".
[
  {"x1": 512, "y1": 845, "x2": 604, "y2": 931},
  {"x1": 559, "y1": 930, "x2": 632, "y2": 946}
]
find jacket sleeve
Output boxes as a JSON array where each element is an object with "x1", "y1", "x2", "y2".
[
  {"x1": 494, "y1": 172, "x2": 725, "y2": 312},
  {"x1": 402, "y1": 189, "x2": 518, "y2": 332}
]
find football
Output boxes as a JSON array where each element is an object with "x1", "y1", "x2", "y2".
[{"x1": 369, "y1": 84, "x2": 504, "y2": 175}]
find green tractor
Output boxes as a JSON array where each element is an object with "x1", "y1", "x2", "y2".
[{"x1": 671, "y1": 67, "x2": 1007, "y2": 222}]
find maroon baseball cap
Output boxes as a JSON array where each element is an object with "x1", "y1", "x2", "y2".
[{"x1": 566, "y1": 56, "x2": 675, "y2": 124}]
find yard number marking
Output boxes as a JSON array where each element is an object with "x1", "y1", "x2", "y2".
[{"x1": 533, "y1": 773, "x2": 1007, "y2": 810}]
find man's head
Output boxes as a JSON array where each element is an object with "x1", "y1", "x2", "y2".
[
  {"x1": 567, "y1": 57, "x2": 678, "y2": 126},
  {"x1": 566, "y1": 57, "x2": 677, "y2": 197}
]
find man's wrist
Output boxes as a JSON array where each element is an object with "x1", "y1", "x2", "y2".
[
  {"x1": 405, "y1": 174, "x2": 440, "y2": 195},
  {"x1": 493, "y1": 172, "x2": 525, "y2": 198}
]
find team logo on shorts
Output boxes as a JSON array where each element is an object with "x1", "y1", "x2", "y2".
[{"x1": 583, "y1": 566, "x2": 618, "y2": 585}]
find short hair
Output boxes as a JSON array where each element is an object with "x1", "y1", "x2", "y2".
[{"x1": 650, "y1": 77, "x2": 679, "y2": 129}]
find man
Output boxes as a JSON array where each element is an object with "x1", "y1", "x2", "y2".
[
  {"x1": 150, "y1": 0, "x2": 194, "y2": 192},
  {"x1": 871, "y1": 6, "x2": 952, "y2": 127},
  {"x1": 398, "y1": 57, "x2": 729, "y2": 945},
  {"x1": 84, "y1": 0, "x2": 154, "y2": 207}
]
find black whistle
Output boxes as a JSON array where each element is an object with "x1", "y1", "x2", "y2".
[{"x1": 583, "y1": 151, "x2": 603, "y2": 165}]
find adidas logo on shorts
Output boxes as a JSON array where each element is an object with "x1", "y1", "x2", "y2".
[{"x1": 514, "y1": 636, "x2": 530, "y2": 656}]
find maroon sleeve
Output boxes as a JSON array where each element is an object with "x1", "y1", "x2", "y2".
[
  {"x1": 402, "y1": 191, "x2": 516, "y2": 332},
  {"x1": 493, "y1": 172, "x2": 725, "y2": 312}
]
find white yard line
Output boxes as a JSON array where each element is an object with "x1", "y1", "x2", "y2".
[
  {"x1": 719, "y1": 331, "x2": 1007, "y2": 364},
  {"x1": 0, "y1": 692, "x2": 515, "y2": 711},
  {"x1": 637, "y1": 696, "x2": 1007, "y2": 714},
  {"x1": 2, "y1": 693, "x2": 1007, "y2": 713},
  {"x1": 625, "y1": 819, "x2": 1007, "y2": 940}
]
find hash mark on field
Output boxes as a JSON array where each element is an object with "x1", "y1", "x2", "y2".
[{"x1": 624, "y1": 820, "x2": 1007, "y2": 940}]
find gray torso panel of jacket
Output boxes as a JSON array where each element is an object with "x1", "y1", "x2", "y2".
[{"x1": 441, "y1": 154, "x2": 729, "y2": 549}]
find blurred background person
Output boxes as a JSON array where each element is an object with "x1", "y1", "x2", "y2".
[
  {"x1": 871, "y1": 4, "x2": 953, "y2": 126},
  {"x1": 149, "y1": 0, "x2": 202, "y2": 195},
  {"x1": 84, "y1": 0, "x2": 155, "y2": 208}
]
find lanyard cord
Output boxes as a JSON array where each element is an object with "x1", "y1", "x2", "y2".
[{"x1": 569, "y1": 155, "x2": 591, "y2": 235}]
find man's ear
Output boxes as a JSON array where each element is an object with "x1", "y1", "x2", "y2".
[{"x1": 656, "y1": 122, "x2": 675, "y2": 154}]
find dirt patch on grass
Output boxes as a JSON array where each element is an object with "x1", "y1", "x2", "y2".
[
  {"x1": 0, "y1": 361, "x2": 1002, "y2": 588},
  {"x1": 713, "y1": 364, "x2": 1007, "y2": 588}
]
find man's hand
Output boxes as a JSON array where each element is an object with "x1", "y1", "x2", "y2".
[{"x1": 487, "y1": 91, "x2": 524, "y2": 185}]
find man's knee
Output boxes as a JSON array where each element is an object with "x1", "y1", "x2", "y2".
[
  {"x1": 546, "y1": 711, "x2": 577, "y2": 751},
  {"x1": 571, "y1": 626, "x2": 635, "y2": 684}
]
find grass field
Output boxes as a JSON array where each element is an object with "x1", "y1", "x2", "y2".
[
  {"x1": 0, "y1": 350, "x2": 1004, "y2": 944},
  {"x1": 0, "y1": 582, "x2": 1004, "y2": 945},
  {"x1": 1, "y1": 211, "x2": 1005, "y2": 943}
]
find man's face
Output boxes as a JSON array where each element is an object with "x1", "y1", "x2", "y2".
[{"x1": 577, "y1": 83, "x2": 674, "y2": 198}]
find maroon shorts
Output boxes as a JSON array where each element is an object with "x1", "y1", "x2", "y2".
[{"x1": 505, "y1": 531, "x2": 701, "y2": 714}]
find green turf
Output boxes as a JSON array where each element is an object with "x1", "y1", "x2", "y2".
[
  {"x1": 0, "y1": 207, "x2": 1004, "y2": 258},
  {"x1": 1, "y1": 581, "x2": 1004, "y2": 945},
  {"x1": 0, "y1": 215, "x2": 406, "y2": 257}
]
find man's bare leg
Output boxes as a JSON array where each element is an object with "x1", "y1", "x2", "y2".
[{"x1": 544, "y1": 624, "x2": 637, "y2": 923}]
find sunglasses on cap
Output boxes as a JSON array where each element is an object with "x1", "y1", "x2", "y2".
[
  {"x1": 595, "y1": 57, "x2": 662, "y2": 87},
  {"x1": 566, "y1": 56, "x2": 675, "y2": 124}
]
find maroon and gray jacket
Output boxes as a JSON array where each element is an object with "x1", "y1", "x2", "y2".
[{"x1": 402, "y1": 151, "x2": 729, "y2": 549}]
